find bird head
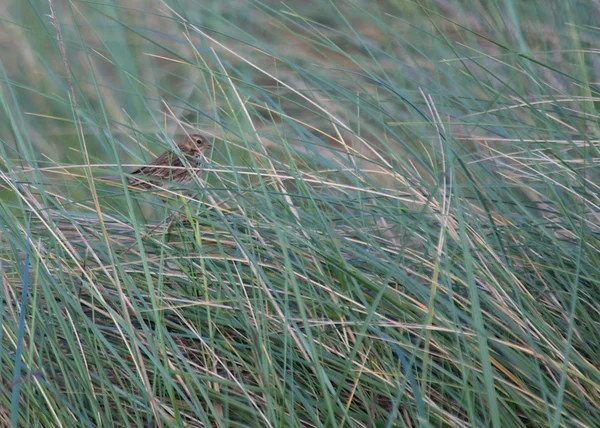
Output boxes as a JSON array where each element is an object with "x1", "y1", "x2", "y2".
[{"x1": 181, "y1": 134, "x2": 213, "y2": 158}]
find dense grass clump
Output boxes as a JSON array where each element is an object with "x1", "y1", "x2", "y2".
[{"x1": 0, "y1": 0, "x2": 598, "y2": 426}]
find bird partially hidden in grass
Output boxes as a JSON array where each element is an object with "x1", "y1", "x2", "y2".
[
  {"x1": 111, "y1": 134, "x2": 213, "y2": 190},
  {"x1": 101, "y1": 134, "x2": 214, "y2": 242}
]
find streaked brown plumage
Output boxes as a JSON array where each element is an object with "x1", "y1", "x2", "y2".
[{"x1": 125, "y1": 134, "x2": 212, "y2": 189}]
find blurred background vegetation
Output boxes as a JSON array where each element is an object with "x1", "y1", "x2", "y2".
[{"x1": 0, "y1": 0, "x2": 598, "y2": 426}]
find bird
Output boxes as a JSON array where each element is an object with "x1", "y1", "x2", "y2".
[{"x1": 105, "y1": 134, "x2": 213, "y2": 189}]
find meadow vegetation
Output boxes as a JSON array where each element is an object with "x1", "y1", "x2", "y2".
[{"x1": 0, "y1": 0, "x2": 598, "y2": 426}]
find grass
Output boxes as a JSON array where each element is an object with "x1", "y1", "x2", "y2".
[{"x1": 0, "y1": 0, "x2": 599, "y2": 426}]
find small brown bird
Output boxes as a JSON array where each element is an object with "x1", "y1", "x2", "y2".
[{"x1": 110, "y1": 134, "x2": 212, "y2": 189}]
